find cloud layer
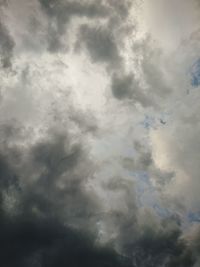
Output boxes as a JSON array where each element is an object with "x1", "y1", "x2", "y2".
[{"x1": 0, "y1": 0, "x2": 200, "y2": 266}]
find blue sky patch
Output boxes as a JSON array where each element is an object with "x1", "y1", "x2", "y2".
[
  {"x1": 187, "y1": 211, "x2": 200, "y2": 223},
  {"x1": 190, "y1": 59, "x2": 200, "y2": 87}
]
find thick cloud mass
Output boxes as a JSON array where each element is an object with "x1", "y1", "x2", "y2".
[
  {"x1": 0, "y1": 19, "x2": 14, "y2": 67},
  {"x1": 0, "y1": 0, "x2": 200, "y2": 266},
  {"x1": 76, "y1": 25, "x2": 122, "y2": 67}
]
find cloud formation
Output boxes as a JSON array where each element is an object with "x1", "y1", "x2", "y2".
[
  {"x1": 0, "y1": 0, "x2": 200, "y2": 266},
  {"x1": 76, "y1": 25, "x2": 122, "y2": 68},
  {"x1": 0, "y1": 19, "x2": 14, "y2": 68}
]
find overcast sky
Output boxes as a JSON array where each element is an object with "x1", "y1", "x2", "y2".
[{"x1": 0, "y1": 0, "x2": 200, "y2": 266}]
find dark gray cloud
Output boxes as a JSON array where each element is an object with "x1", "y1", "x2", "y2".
[
  {"x1": 38, "y1": 0, "x2": 132, "y2": 54},
  {"x1": 39, "y1": 0, "x2": 109, "y2": 20},
  {"x1": 76, "y1": 24, "x2": 122, "y2": 68},
  {"x1": 14, "y1": 132, "x2": 97, "y2": 227},
  {"x1": 111, "y1": 73, "x2": 156, "y2": 107},
  {"x1": 0, "y1": 20, "x2": 14, "y2": 68},
  {"x1": 0, "y1": 121, "x2": 199, "y2": 267},
  {"x1": 0, "y1": 217, "x2": 133, "y2": 267},
  {"x1": 111, "y1": 74, "x2": 133, "y2": 99},
  {"x1": 38, "y1": 0, "x2": 110, "y2": 53},
  {"x1": 0, "y1": 122, "x2": 131, "y2": 267},
  {"x1": 110, "y1": 38, "x2": 172, "y2": 106},
  {"x1": 46, "y1": 26, "x2": 64, "y2": 53},
  {"x1": 0, "y1": 121, "x2": 95, "y2": 220},
  {"x1": 38, "y1": 0, "x2": 133, "y2": 23},
  {"x1": 130, "y1": 217, "x2": 195, "y2": 267},
  {"x1": 107, "y1": 0, "x2": 132, "y2": 20}
]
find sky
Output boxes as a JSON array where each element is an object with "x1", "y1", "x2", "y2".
[{"x1": 0, "y1": 0, "x2": 200, "y2": 266}]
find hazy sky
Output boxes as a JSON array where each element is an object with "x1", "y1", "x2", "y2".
[{"x1": 0, "y1": 0, "x2": 200, "y2": 266}]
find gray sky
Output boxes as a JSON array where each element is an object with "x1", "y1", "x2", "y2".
[{"x1": 0, "y1": 0, "x2": 200, "y2": 266}]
